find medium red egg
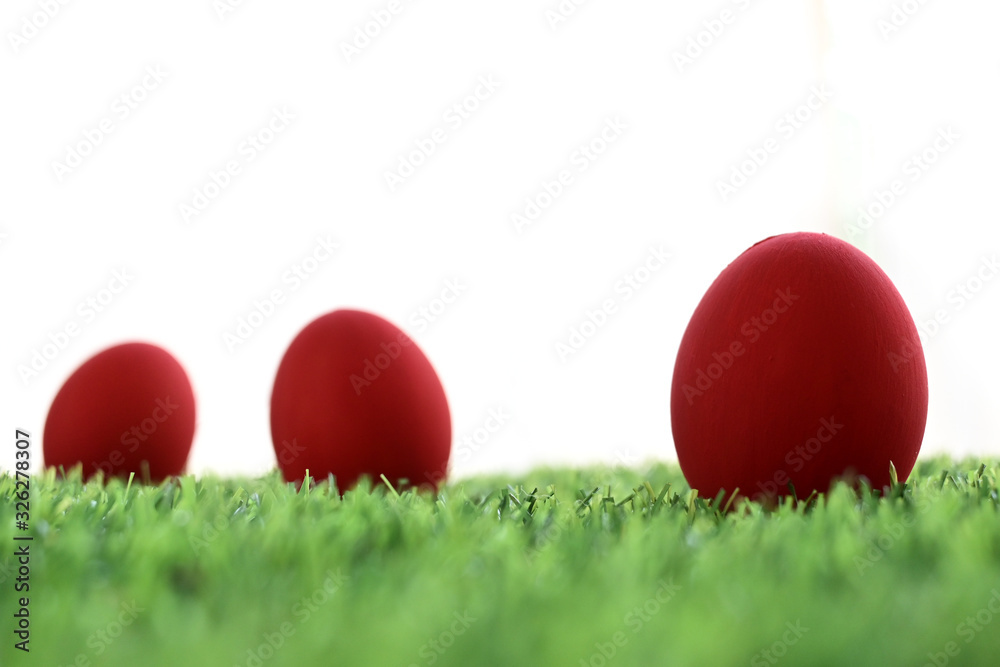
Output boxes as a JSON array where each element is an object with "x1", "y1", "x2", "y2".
[
  {"x1": 670, "y1": 232, "x2": 927, "y2": 503},
  {"x1": 43, "y1": 342, "x2": 197, "y2": 482},
  {"x1": 270, "y1": 309, "x2": 451, "y2": 491}
]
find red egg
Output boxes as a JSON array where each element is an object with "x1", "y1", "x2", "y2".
[
  {"x1": 670, "y1": 232, "x2": 928, "y2": 503},
  {"x1": 43, "y1": 342, "x2": 197, "y2": 482},
  {"x1": 270, "y1": 309, "x2": 451, "y2": 491}
]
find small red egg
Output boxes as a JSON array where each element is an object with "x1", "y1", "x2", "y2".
[
  {"x1": 43, "y1": 342, "x2": 197, "y2": 482},
  {"x1": 670, "y1": 232, "x2": 928, "y2": 503},
  {"x1": 270, "y1": 309, "x2": 451, "y2": 491}
]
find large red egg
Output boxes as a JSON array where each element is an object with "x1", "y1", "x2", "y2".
[
  {"x1": 270, "y1": 309, "x2": 451, "y2": 491},
  {"x1": 670, "y1": 232, "x2": 927, "y2": 503},
  {"x1": 43, "y1": 342, "x2": 197, "y2": 482}
]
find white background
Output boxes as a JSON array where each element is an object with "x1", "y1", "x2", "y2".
[{"x1": 2, "y1": 0, "x2": 998, "y2": 479}]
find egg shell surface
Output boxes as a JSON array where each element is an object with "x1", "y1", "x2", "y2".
[
  {"x1": 270, "y1": 309, "x2": 451, "y2": 491},
  {"x1": 670, "y1": 232, "x2": 928, "y2": 502},
  {"x1": 43, "y1": 342, "x2": 197, "y2": 482}
]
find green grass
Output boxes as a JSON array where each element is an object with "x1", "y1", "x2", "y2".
[{"x1": 2, "y1": 458, "x2": 1000, "y2": 667}]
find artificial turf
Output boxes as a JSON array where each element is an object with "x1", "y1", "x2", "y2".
[{"x1": 2, "y1": 458, "x2": 1000, "y2": 666}]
